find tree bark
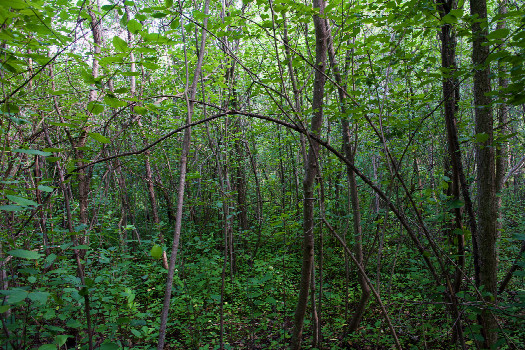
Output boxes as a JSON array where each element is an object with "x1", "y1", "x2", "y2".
[
  {"x1": 495, "y1": 0, "x2": 509, "y2": 195},
  {"x1": 495, "y1": 0, "x2": 509, "y2": 261},
  {"x1": 290, "y1": 1, "x2": 327, "y2": 348},
  {"x1": 438, "y1": 0, "x2": 466, "y2": 293},
  {"x1": 157, "y1": 0, "x2": 209, "y2": 348},
  {"x1": 470, "y1": 0, "x2": 499, "y2": 346}
]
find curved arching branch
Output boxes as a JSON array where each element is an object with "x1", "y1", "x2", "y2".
[{"x1": 70, "y1": 109, "x2": 441, "y2": 281}]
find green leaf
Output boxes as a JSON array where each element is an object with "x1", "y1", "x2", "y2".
[
  {"x1": 28, "y1": 291, "x2": 50, "y2": 304},
  {"x1": 12, "y1": 148, "x2": 52, "y2": 157},
  {"x1": 54, "y1": 335, "x2": 71, "y2": 347},
  {"x1": 0, "y1": 305, "x2": 10, "y2": 313},
  {"x1": 81, "y1": 69, "x2": 96, "y2": 84},
  {"x1": 6, "y1": 195, "x2": 39, "y2": 207},
  {"x1": 473, "y1": 133, "x2": 489, "y2": 143},
  {"x1": 1, "y1": 289, "x2": 29, "y2": 304},
  {"x1": 152, "y1": 12, "x2": 168, "y2": 18},
  {"x1": 50, "y1": 89, "x2": 68, "y2": 95},
  {"x1": 488, "y1": 28, "x2": 510, "y2": 40},
  {"x1": 87, "y1": 101, "x2": 104, "y2": 115},
  {"x1": 100, "y1": 55, "x2": 125, "y2": 66},
  {"x1": 38, "y1": 185, "x2": 54, "y2": 192},
  {"x1": 71, "y1": 245, "x2": 90, "y2": 249},
  {"x1": 8, "y1": 249, "x2": 41, "y2": 260},
  {"x1": 509, "y1": 93, "x2": 525, "y2": 106},
  {"x1": 133, "y1": 106, "x2": 148, "y2": 115},
  {"x1": 114, "y1": 87, "x2": 129, "y2": 93},
  {"x1": 452, "y1": 228, "x2": 465, "y2": 236},
  {"x1": 512, "y1": 233, "x2": 525, "y2": 241},
  {"x1": 127, "y1": 19, "x2": 142, "y2": 34},
  {"x1": 66, "y1": 319, "x2": 83, "y2": 328},
  {"x1": 119, "y1": 12, "x2": 128, "y2": 27},
  {"x1": 102, "y1": 4, "x2": 116, "y2": 11},
  {"x1": 142, "y1": 61, "x2": 160, "y2": 70},
  {"x1": 0, "y1": 205, "x2": 23, "y2": 211},
  {"x1": 131, "y1": 328, "x2": 142, "y2": 337},
  {"x1": 194, "y1": 10, "x2": 210, "y2": 20},
  {"x1": 38, "y1": 345, "x2": 57, "y2": 350},
  {"x1": 113, "y1": 36, "x2": 128, "y2": 53},
  {"x1": 187, "y1": 172, "x2": 201, "y2": 179},
  {"x1": 150, "y1": 244, "x2": 163, "y2": 259},
  {"x1": 2, "y1": 102, "x2": 20, "y2": 114},
  {"x1": 45, "y1": 253, "x2": 57, "y2": 264},
  {"x1": 104, "y1": 95, "x2": 128, "y2": 108},
  {"x1": 165, "y1": 0, "x2": 173, "y2": 8},
  {"x1": 441, "y1": 13, "x2": 458, "y2": 24},
  {"x1": 5, "y1": 0, "x2": 29, "y2": 9},
  {"x1": 449, "y1": 9, "x2": 464, "y2": 18},
  {"x1": 117, "y1": 317, "x2": 131, "y2": 324},
  {"x1": 88, "y1": 132, "x2": 110, "y2": 144},
  {"x1": 98, "y1": 342, "x2": 120, "y2": 350},
  {"x1": 446, "y1": 199, "x2": 464, "y2": 209}
]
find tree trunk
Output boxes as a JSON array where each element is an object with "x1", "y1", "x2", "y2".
[
  {"x1": 495, "y1": 0, "x2": 509, "y2": 241},
  {"x1": 470, "y1": 0, "x2": 499, "y2": 346},
  {"x1": 438, "y1": 0, "x2": 465, "y2": 293},
  {"x1": 157, "y1": 1, "x2": 209, "y2": 348},
  {"x1": 436, "y1": 5, "x2": 468, "y2": 347},
  {"x1": 290, "y1": 1, "x2": 327, "y2": 348}
]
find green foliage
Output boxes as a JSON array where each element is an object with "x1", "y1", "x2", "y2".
[
  {"x1": 150, "y1": 244, "x2": 163, "y2": 259},
  {"x1": 0, "y1": 0, "x2": 524, "y2": 348}
]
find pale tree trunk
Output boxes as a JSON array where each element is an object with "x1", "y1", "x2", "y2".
[
  {"x1": 470, "y1": 0, "x2": 499, "y2": 347},
  {"x1": 290, "y1": 0, "x2": 327, "y2": 348},
  {"x1": 157, "y1": 0, "x2": 209, "y2": 348}
]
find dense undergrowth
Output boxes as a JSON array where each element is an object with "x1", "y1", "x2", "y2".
[{"x1": 2, "y1": 201, "x2": 524, "y2": 349}]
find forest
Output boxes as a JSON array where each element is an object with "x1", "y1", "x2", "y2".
[{"x1": 0, "y1": 0, "x2": 524, "y2": 349}]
